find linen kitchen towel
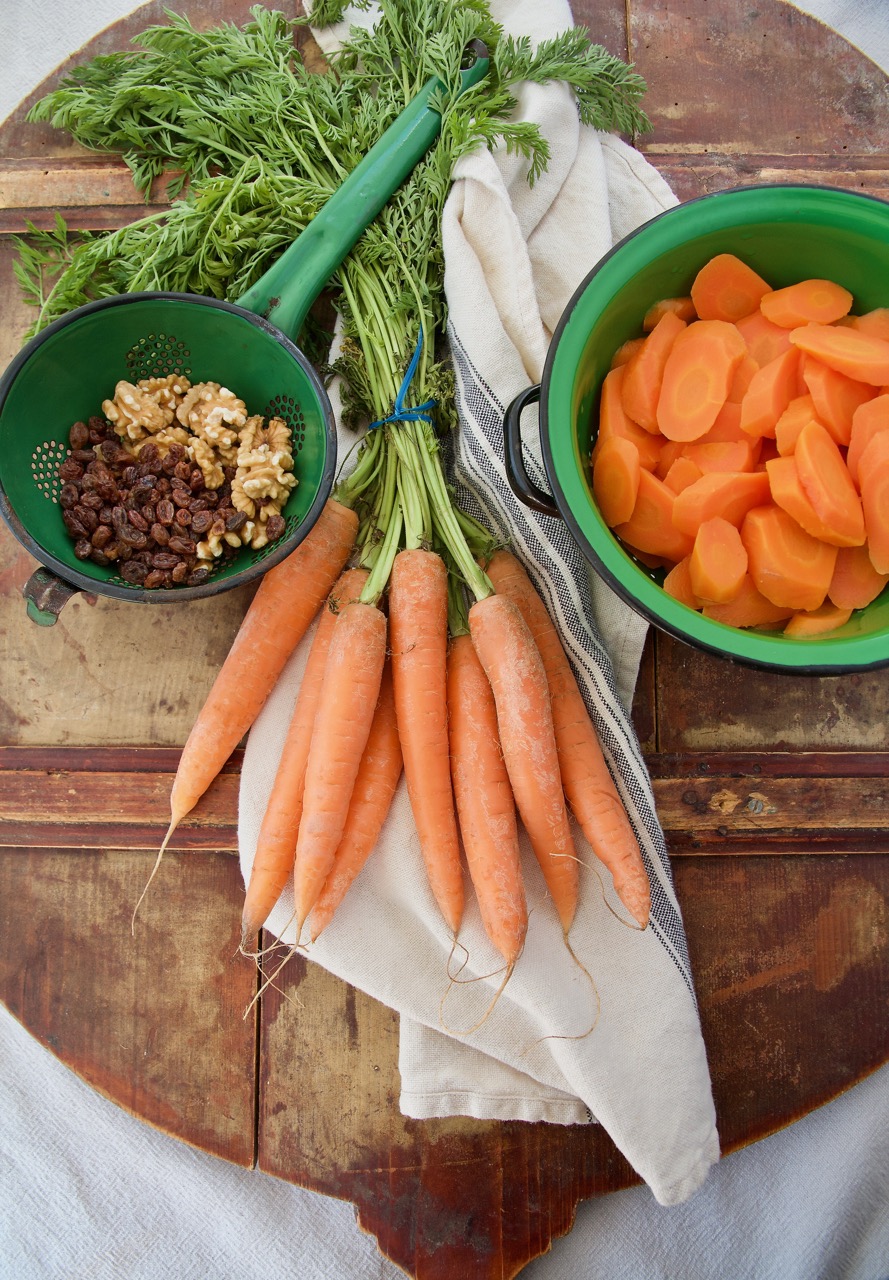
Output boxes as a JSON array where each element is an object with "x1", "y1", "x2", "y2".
[{"x1": 239, "y1": 0, "x2": 720, "y2": 1207}]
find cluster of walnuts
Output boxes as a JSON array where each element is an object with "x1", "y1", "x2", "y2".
[{"x1": 101, "y1": 374, "x2": 297, "y2": 554}]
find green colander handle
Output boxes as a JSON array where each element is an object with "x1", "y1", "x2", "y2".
[
  {"x1": 22, "y1": 567, "x2": 92, "y2": 626},
  {"x1": 235, "y1": 40, "x2": 490, "y2": 340}
]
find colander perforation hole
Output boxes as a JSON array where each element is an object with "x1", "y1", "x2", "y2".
[
  {"x1": 125, "y1": 333, "x2": 192, "y2": 381},
  {"x1": 31, "y1": 440, "x2": 70, "y2": 502},
  {"x1": 265, "y1": 395, "x2": 306, "y2": 455}
]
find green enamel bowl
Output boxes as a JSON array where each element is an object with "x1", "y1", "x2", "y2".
[{"x1": 504, "y1": 184, "x2": 889, "y2": 674}]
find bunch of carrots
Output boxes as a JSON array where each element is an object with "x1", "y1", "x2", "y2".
[
  {"x1": 144, "y1": 398, "x2": 651, "y2": 979},
  {"x1": 592, "y1": 253, "x2": 889, "y2": 634}
]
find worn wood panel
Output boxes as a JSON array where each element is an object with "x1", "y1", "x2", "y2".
[
  {"x1": 0, "y1": 844, "x2": 258, "y2": 1165},
  {"x1": 654, "y1": 633, "x2": 889, "y2": 753}
]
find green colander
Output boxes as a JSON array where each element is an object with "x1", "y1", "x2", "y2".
[{"x1": 0, "y1": 43, "x2": 489, "y2": 625}]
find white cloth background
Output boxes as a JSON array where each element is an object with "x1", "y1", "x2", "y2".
[{"x1": 2, "y1": 1, "x2": 889, "y2": 1276}]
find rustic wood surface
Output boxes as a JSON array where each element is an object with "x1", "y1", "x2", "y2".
[{"x1": 1, "y1": 1, "x2": 888, "y2": 1277}]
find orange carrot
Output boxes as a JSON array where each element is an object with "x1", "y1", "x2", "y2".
[
  {"x1": 682, "y1": 439, "x2": 756, "y2": 474},
  {"x1": 389, "y1": 548, "x2": 464, "y2": 934},
  {"x1": 446, "y1": 632, "x2": 527, "y2": 966},
  {"x1": 663, "y1": 555, "x2": 701, "y2": 611},
  {"x1": 139, "y1": 498, "x2": 358, "y2": 923},
  {"x1": 789, "y1": 323, "x2": 889, "y2": 385},
  {"x1": 690, "y1": 253, "x2": 772, "y2": 323},
  {"x1": 847, "y1": 393, "x2": 889, "y2": 488},
  {"x1": 610, "y1": 336, "x2": 647, "y2": 369},
  {"x1": 701, "y1": 574, "x2": 794, "y2": 629},
  {"x1": 594, "y1": 366, "x2": 663, "y2": 471},
  {"x1": 663, "y1": 455, "x2": 704, "y2": 495},
  {"x1": 726, "y1": 351, "x2": 760, "y2": 405},
  {"x1": 848, "y1": 308, "x2": 889, "y2": 342},
  {"x1": 801, "y1": 356, "x2": 876, "y2": 446},
  {"x1": 859, "y1": 431, "x2": 889, "y2": 574},
  {"x1": 783, "y1": 601, "x2": 853, "y2": 636},
  {"x1": 484, "y1": 551, "x2": 650, "y2": 929},
  {"x1": 760, "y1": 278, "x2": 853, "y2": 328},
  {"x1": 468, "y1": 591, "x2": 579, "y2": 934},
  {"x1": 689, "y1": 517, "x2": 748, "y2": 604},
  {"x1": 766, "y1": 455, "x2": 838, "y2": 544},
  {"x1": 622, "y1": 309, "x2": 687, "y2": 433},
  {"x1": 613, "y1": 468, "x2": 695, "y2": 561},
  {"x1": 643, "y1": 295, "x2": 697, "y2": 331},
  {"x1": 738, "y1": 347, "x2": 801, "y2": 439},
  {"x1": 656, "y1": 319, "x2": 747, "y2": 441},
  {"x1": 307, "y1": 660, "x2": 402, "y2": 942},
  {"x1": 794, "y1": 420, "x2": 866, "y2": 547},
  {"x1": 828, "y1": 544, "x2": 889, "y2": 610},
  {"x1": 670, "y1": 469, "x2": 772, "y2": 538},
  {"x1": 741, "y1": 503, "x2": 838, "y2": 611},
  {"x1": 735, "y1": 309, "x2": 793, "y2": 367},
  {"x1": 241, "y1": 566, "x2": 368, "y2": 946},
  {"x1": 774, "y1": 394, "x2": 823, "y2": 455},
  {"x1": 592, "y1": 435, "x2": 641, "y2": 527},
  {"x1": 292, "y1": 599, "x2": 388, "y2": 939}
]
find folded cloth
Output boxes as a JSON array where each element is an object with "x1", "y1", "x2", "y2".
[{"x1": 238, "y1": 0, "x2": 719, "y2": 1207}]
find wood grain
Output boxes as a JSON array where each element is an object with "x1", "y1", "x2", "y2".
[{"x1": 0, "y1": 1, "x2": 888, "y2": 1277}]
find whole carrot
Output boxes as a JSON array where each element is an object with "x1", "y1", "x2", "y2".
[
  {"x1": 468, "y1": 592, "x2": 579, "y2": 934},
  {"x1": 241, "y1": 566, "x2": 369, "y2": 947},
  {"x1": 485, "y1": 549, "x2": 650, "y2": 928},
  {"x1": 307, "y1": 660, "x2": 402, "y2": 941},
  {"x1": 135, "y1": 498, "x2": 358, "y2": 924},
  {"x1": 292, "y1": 598, "x2": 388, "y2": 940},
  {"x1": 388, "y1": 547, "x2": 465, "y2": 935},
  {"x1": 447, "y1": 631, "x2": 527, "y2": 967}
]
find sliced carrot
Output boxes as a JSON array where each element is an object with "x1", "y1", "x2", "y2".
[
  {"x1": 859, "y1": 431, "x2": 889, "y2": 574},
  {"x1": 307, "y1": 660, "x2": 403, "y2": 942},
  {"x1": 688, "y1": 517, "x2": 748, "y2": 603},
  {"x1": 789, "y1": 323, "x2": 889, "y2": 386},
  {"x1": 657, "y1": 319, "x2": 747, "y2": 441},
  {"x1": 766, "y1": 455, "x2": 837, "y2": 544},
  {"x1": 760, "y1": 278, "x2": 853, "y2": 328},
  {"x1": 690, "y1": 253, "x2": 772, "y2": 323},
  {"x1": 726, "y1": 351, "x2": 760, "y2": 404},
  {"x1": 671, "y1": 469, "x2": 772, "y2": 538},
  {"x1": 592, "y1": 435, "x2": 641, "y2": 527},
  {"x1": 654, "y1": 438, "x2": 686, "y2": 480},
  {"x1": 848, "y1": 308, "x2": 889, "y2": 342},
  {"x1": 755, "y1": 438, "x2": 782, "y2": 469},
  {"x1": 735, "y1": 308, "x2": 793, "y2": 367},
  {"x1": 622, "y1": 309, "x2": 687, "y2": 433},
  {"x1": 663, "y1": 455, "x2": 704, "y2": 494},
  {"x1": 828, "y1": 544, "x2": 889, "y2": 610},
  {"x1": 292, "y1": 599, "x2": 388, "y2": 939},
  {"x1": 774, "y1": 394, "x2": 823, "y2": 455},
  {"x1": 847, "y1": 393, "x2": 889, "y2": 488},
  {"x1": 683, "y1": 438, "x2": 756, "y2": 474},
  {"x1": 741, "y1": 503, "x2": 838, "y2": 611},
  {"x1": 485, "y1": 550, "x2": 651, "y2": 928},
  {"x1": 738, "y1": 346, "x2": 801, "y2": 439},
  {"x1": 389, "y1": 548, "x2": 464, "y2": 934},
  {"x1": 612, "y1": 468, "x2": 695, "y2": 561},
  {"x1": 794, "y1": 420, "x2": 865, "y2": 547},
  {"x1": 610, "y1": 336, "x2": 647, "y2": 369},
  {"x1": 446, "y1": 632, "x2": 527, "y2": 966},
  {"x1": 699, "y1": 400, "x2": 744, "y2": 442},
  {"x1": 643, "y1": 296, "x2": 697, "y2": 332},
  {"x1": 701, "y1": 573, "x2": 795, "y2": 628},
  {"x1": 800, "y1": 355, "x2": 876, "y2": 446},
  {"x1": 663, "y1": 555, "x2": 702, "y2": 610},
  {"x1": 468, "y1": 592, "x2": 579, "y2": 934},
  {"x1": 241, "y1": 566, "x2": 369, "y2": 945},
  {"x1": 783, "y1": 602, "x2": 854, "y2": 636},
  {"x1": 594, "y1": 365, "x2": 662, "y2": 471}
]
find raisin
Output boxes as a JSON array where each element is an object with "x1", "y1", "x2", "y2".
[
  {"x1": 172, "y1": 488, "x2": 193, "y2": 510},
  {"x1": 127, "y1": 509, "x2": 149, "y2": 532},
  {"x1": 143, "y1": 569, "x2": 167, "y2": 589},
  {"x1": 90, "y1": 550, "x2": 111, "y2": 567},
  {"x1": 186, "y1": 566, "x2": 211, "y2": 586},
  {"x1": 71, "y1": 449, "x2": 97, "y2": 464},
  {"x1": 171, "y1": 560, "x2": 189, "y2": 583},
  {"x1": 59, "y1": 484, "x2": 80, "y2": 509},
  {"x1": 73, "y1": 538, "x2": 93, "y2": 560},
  {"x1": 225, "y1": 510, "x2": 248, "y2": 534},
  {"x1": 80, "y1": 491, "x2": 104, "y2": 511},
  {"x1": 168, "y1": 536, "x2": 196, "y2": 556},
  {"x1": 189, "y1": 469, "x2": 205, "y2": 492},
  {"x1": 151, "y1": 552, "x2": 181, "y2": 571},
  {"x1": 150, "y1": 523, "x2": 170, "y2": 546},
  {"x1": 174, "y1": 507, "x2": 192, "y2": 528},
  {"x1": 190, "y1": 510, "x2": 213, "y2": 534},
  {"x1": 69, "y1": 421, "x2": 90, "y2": 450},
  {"x1": 91, "y1": 525, "x2": 112, "y2": 549},
  {"x1": 156, "y1": 499, "x2": 175, "y2": 525},
  {"x1": 121, "y1": 560, "x2": 149, "y2": 584},
  {"x1": 73, "y1": 504, "x2": 99, "y2": 533},
  {"x1": 59, "y1": 459, "x2": 84, "y2": 483},
  {"x1": 118, "y1": 525, "x2": 148, "y2": 549},
  {"x1": 122, "y1": 465, "x2": 140, "y2": 487},
  {"x1": 174, "y1": 460, "x2": 192, "y2": 482},
  {"x1": 265, "y1": 514, "x2": 286, "y2": 543}
]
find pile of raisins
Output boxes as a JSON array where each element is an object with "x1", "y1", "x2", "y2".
[{"x1": 57, "y1": 416, "x2": 286, "y2": 589}]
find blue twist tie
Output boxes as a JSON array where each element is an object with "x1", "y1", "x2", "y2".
[{"x1": 368, "y1": 327, "x2": 436, "y2": 430}]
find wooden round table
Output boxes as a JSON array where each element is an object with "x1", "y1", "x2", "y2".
[{"x1": 1, "y1": 2, "x2": 887, "y2": 1276}]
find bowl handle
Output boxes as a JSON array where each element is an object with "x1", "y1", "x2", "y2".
[
  {"x1": 22, "y1": 567, "x2": 88, "y2": 625},
  {"x1": 503, "y1": 384, "x2": 562, "y2": 518}
]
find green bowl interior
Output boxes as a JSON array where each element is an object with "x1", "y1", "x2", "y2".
[
  {"x1": 545, "y1": 184, "x2": 889, "y2": 671},
  {"x1": 0, "y1": 296, "x2": 333, "y2": 596}
]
